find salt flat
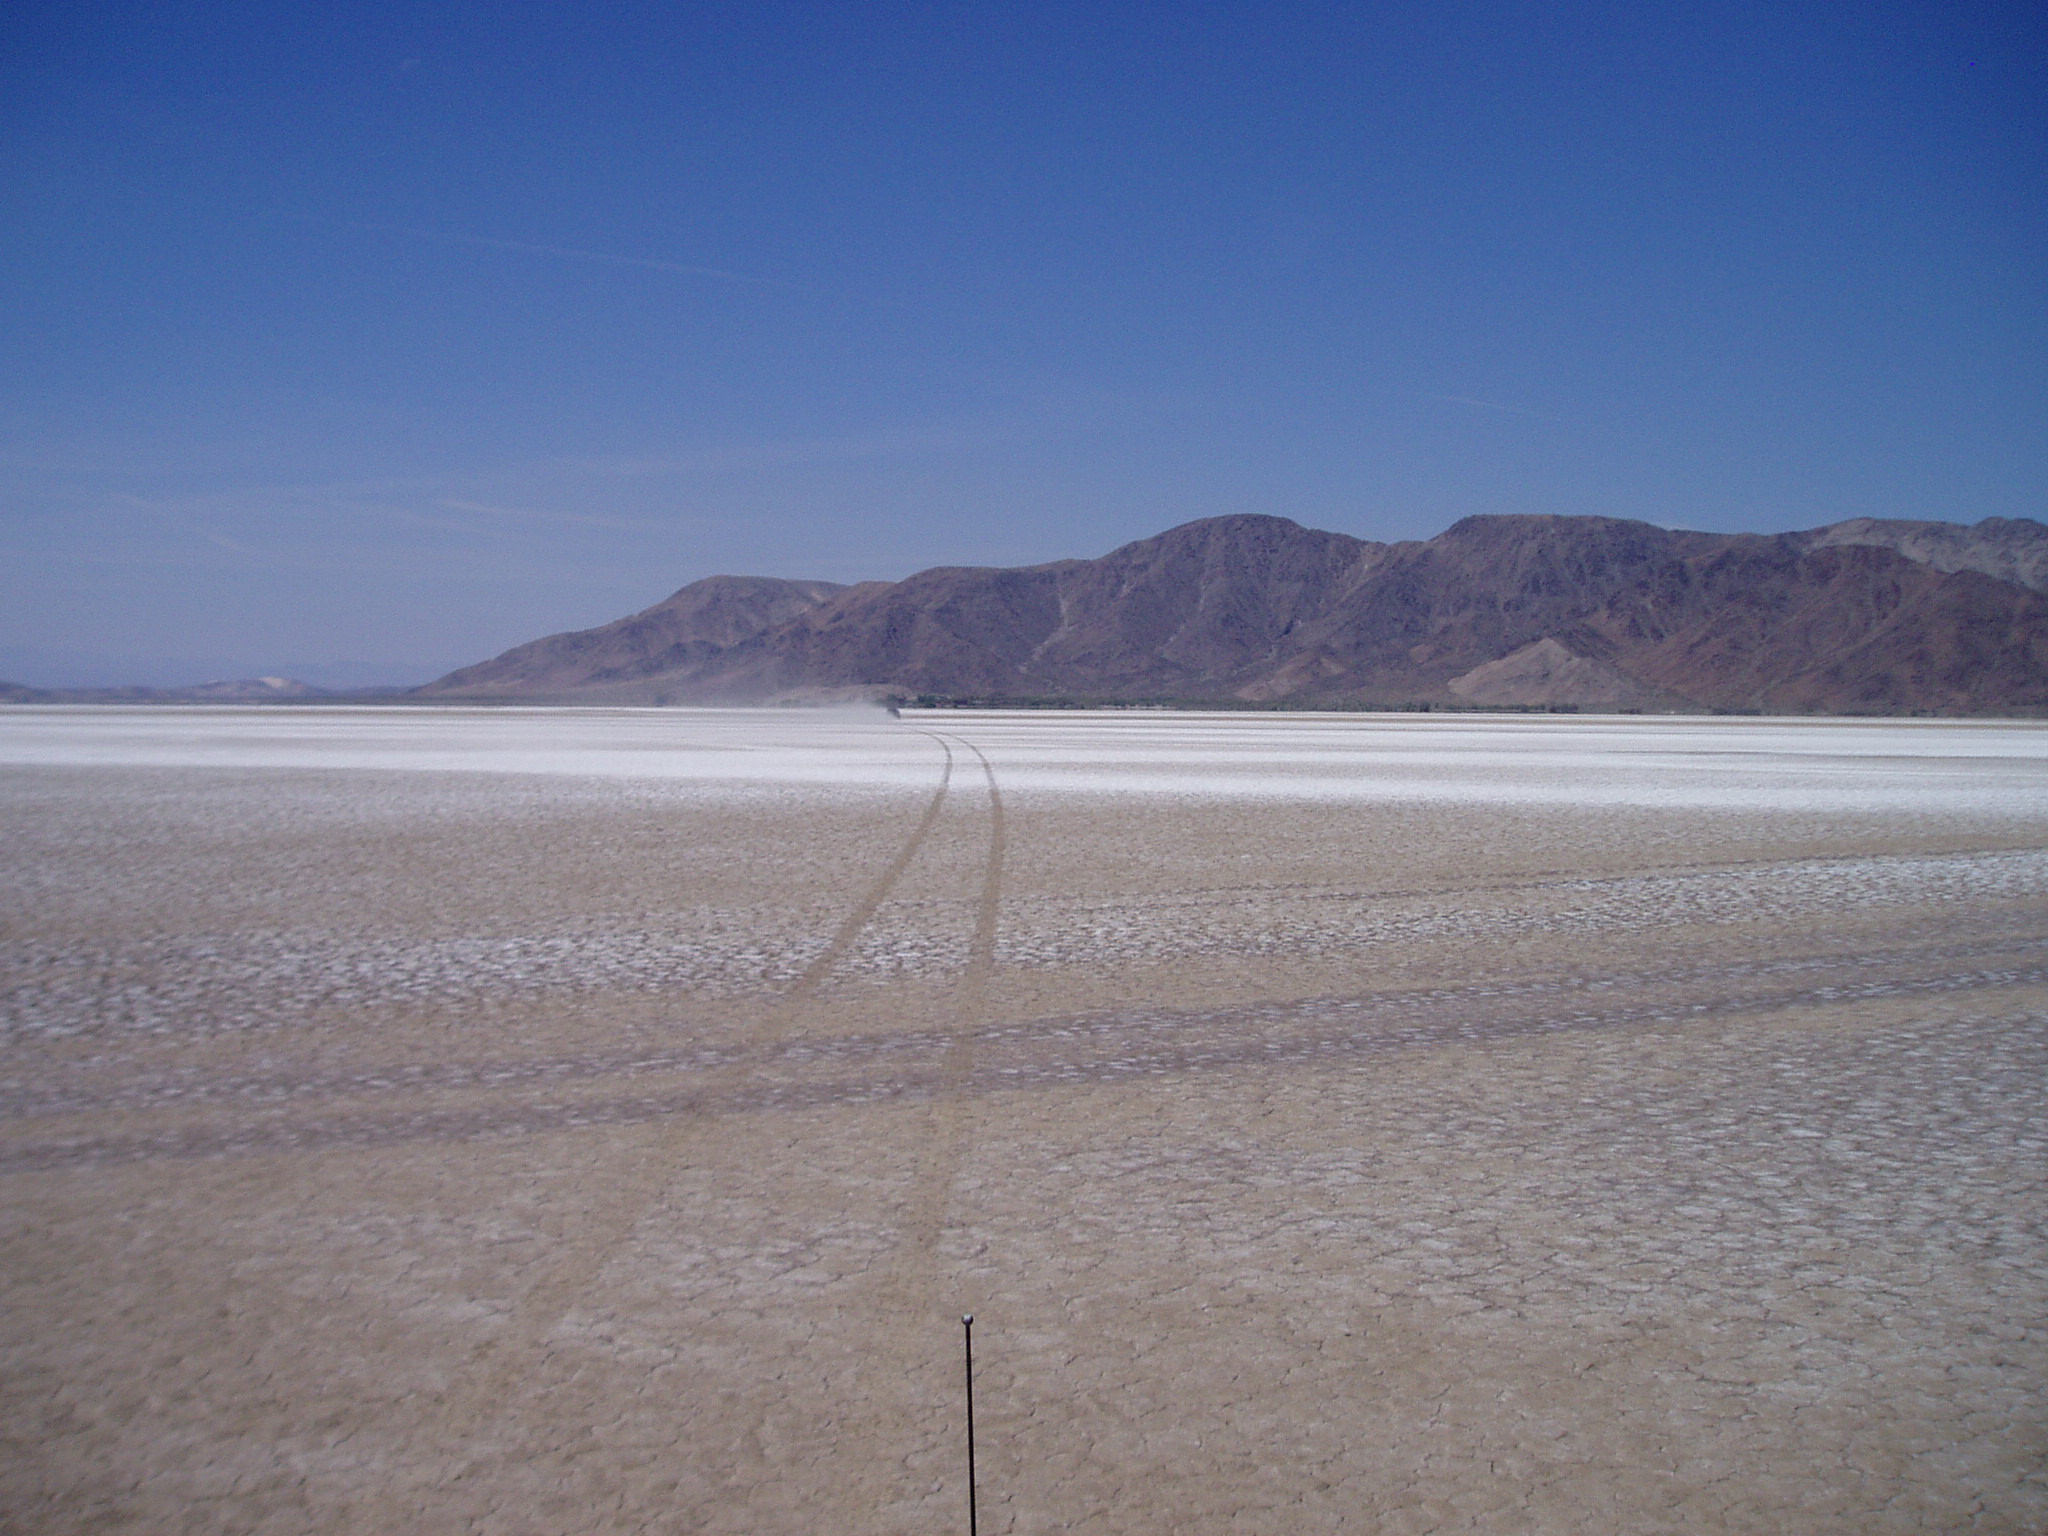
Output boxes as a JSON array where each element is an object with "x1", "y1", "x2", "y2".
[{"x1": 1, "y1": 706, "x2": 2043, "y2": 1534}]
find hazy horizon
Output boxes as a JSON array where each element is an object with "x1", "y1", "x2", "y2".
[
  {"x1": 9, "y1": 503, "x2": 2047, "y2": 691},
  {"x1": 5, "y1": 2, "x2": 2041, "y2": 684}
]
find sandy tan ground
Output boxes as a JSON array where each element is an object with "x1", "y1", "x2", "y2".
[{"x1": 1, "y1": 709, "x2": 2043, "y2": 1534}]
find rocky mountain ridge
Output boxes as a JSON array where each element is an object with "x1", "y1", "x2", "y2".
[{"x1": 421, "y1": 512, "x2": 2048, "y2": 714}]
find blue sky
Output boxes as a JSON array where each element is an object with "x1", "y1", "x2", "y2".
[{"x1": 3, "y1": 1, "x2": 2042, "y2": 684}]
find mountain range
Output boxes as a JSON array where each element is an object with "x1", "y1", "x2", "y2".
[
  {"x1": 0, "y1": 676, "x2": 353, "y2": 704},
  {"x1": 417, "y1": 513, "x2": 2048, "y2": 715}
]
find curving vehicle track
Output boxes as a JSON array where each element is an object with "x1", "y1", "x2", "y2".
[{"x1": 418, "y1": 729, "x2": 973, "y2": 1440}]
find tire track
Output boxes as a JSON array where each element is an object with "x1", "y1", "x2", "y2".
[
  {"x1": 12, "y1": 934, "x2": 2048, "y2": 1171},
  {"x1": 11, "y1": 845, "x2": 2041, "y2": 1047},
  {"x1": 845, "y1": 731, "x2": 1005, "y2": 1528},
  {"x1": 10, "y1": 927, "x2": 2038, "y2": 1123},
  {"x1": 787, "y1": 736, "x2": 957, "y2": 1004},
  {"x1": 416, "y1": 731, "x2": 959, "y2": 1442},
  {"x1": 879, "y1": 735, "x2": 1005, "y2": 1311}
]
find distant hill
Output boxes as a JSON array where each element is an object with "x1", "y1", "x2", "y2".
[
  {"x1": 0, "y1": 676, "x2": 337, "y2": 703},
  {"x1": 424, "y1": 576, "x2": 848, "y2": 698},
  {"x1": 417, "y1": 513, "x2": 2048, "y2": 714}
]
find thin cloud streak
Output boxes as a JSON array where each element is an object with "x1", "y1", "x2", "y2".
[
  {"x1": 338, "y1": 219, "x2": 835, "y2": 298},
  {"x1": 439, "y1": 498, "x2": 659, "y2": 532},
  {"x1": 72, "y1": 482, "x2": 670, "y2": 538},
  {"x1": 194, "y1": 526, "x2": 254, "y2": 555},
  {"x1": 1424, "y1": 393, "x2": 1558, "y2": 420},
  {"x1": 564, "y1": 412, "x2": 1097, "y2": 478}
]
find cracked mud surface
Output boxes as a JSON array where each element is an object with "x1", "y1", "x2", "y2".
[{"x1": 1, "y1": 708, "x2": 2044, "y2": 1533}]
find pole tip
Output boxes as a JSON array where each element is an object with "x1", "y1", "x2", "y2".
[{"x1": 962, "y1": 1313, "x2": 974, "y2": 1325}]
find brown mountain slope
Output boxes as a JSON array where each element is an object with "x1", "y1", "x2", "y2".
[
  {"x1": 1264, "y1": 514, "x2": 1728, "y2": 700},
  {"x1": 422, "y1": 514, "x2": 2048, "y2": 714},
  {"x1": 419, "y1": 575, "x2": 845, "y2": 698},
  {"x1": 1598, "y1": 542, "x2": 2048, "y2": 712},
  {"x1": 1272, "y1": 516, "x2": 2048, "y2": 711},
  {"x1": 687, "y1": 515, "x2": 1388, "y2": 701},
  {"x1": 1018, "y1": 515, "x2": 1383, "y2": 690}
]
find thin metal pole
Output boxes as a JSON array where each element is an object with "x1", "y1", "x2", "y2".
[{"x1": 962, "y1": 1314, "x2": 978, "y2": 1536}]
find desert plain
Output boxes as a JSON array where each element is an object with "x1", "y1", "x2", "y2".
[{"x1": 0, "y1": 704, "x2": 2043, "y2": 1535}]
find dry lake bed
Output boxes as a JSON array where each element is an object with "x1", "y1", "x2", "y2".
[{"x1": 1, "y1": 705, "x2": 2044, "y2": 1535}]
